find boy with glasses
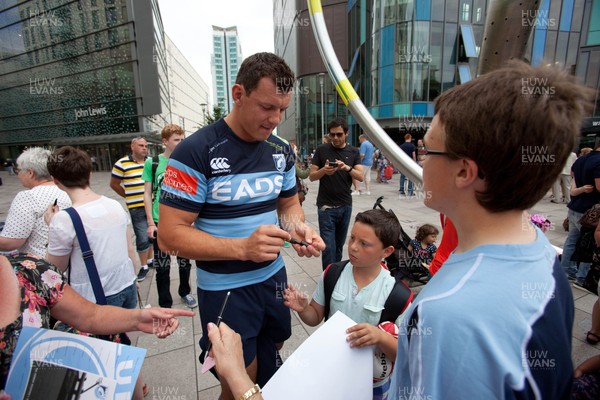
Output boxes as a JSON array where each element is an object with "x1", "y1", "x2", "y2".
[{"x1": 389, "y1": 61, "x2": 594, "y2": 399}]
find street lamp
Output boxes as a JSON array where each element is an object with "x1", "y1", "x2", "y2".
[{"x1": 318, "y1": 73, "x2": 325, "y2": 143}]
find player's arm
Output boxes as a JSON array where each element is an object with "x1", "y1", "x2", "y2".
[{"x1": 158, "y1": 204, "x2": 290, "y2": 263}]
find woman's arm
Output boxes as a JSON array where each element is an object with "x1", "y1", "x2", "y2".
[{"x1": 50, "y1": 284, "x2": 194, "y2": 337}]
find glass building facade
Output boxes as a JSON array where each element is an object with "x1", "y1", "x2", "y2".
[
  {"x1": 0, "y1": 0, "x2": 174, "y2": 168},
  {"x1": 274, "y1": 0, "x2": 349, "y2": 159},
  {"x1": 349, "y1": 0, "x2": 599, "y2": 143},
  {"x1": 274, "y1": 0, "x2": 599, "y2": 150}
]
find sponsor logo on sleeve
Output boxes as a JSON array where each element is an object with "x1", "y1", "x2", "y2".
[{"x1": 162, "y1": 166, "x2": 197, "y2": 195}]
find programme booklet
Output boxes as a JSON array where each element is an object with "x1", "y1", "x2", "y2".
[{"x1": 5, "y1": 327, "x2": 146, "y2": 399}]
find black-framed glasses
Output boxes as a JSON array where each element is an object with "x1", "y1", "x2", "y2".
[
  {"x1": 328, "y1": 132, "x2": 345, "y2": 138},
  {"x1": 423, "y1": 146, "x2": 451, "y2": 156}
]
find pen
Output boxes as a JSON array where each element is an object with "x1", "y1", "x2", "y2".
[
  {"x1": 53, "y1": 198, "x2": 58, "y2": 206},
  {"x1": 205, "y1": 291, "x2": 231, "y2": 355},
  {"x1": 287, "y1": 237, "x2": 309, "y2": 247}
]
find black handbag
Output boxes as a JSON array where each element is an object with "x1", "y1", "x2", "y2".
[{"x1": 571, "y1": 226, "x2": 596, "y2": 264}]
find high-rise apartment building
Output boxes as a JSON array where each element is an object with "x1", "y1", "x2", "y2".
[{"x1": 211, "y1": 25, "x2": 243, "y2": 114}]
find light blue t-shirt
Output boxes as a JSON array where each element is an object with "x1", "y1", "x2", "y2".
[
  {"x1": 359, "y1": 140, "x2": 374, "y2": 167},
  {"x1": 388, "y1": 228, "x2": 574, "y2": 400},
  {"x1": 313, "y1": 263, "x2": 402, "y2": 326}
]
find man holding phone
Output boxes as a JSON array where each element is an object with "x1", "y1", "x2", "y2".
[
  {"x1": 309, "y1": 117, "x2": 363, "y2": 269},
  {"x1": 142, "y1": 124, "x2": 197, "y2": 309}
]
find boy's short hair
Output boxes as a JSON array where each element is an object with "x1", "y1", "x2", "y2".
[
  {"x1": 47, "y1": 146, "x2": 91, "y2": 189},
  {"x1": 434, "y1": 60, "x2": 595, "y2": 212},
  {"x1": 327, "y1": 117, "x2": 348, "y2": 133},
  {"x1": 354, "y1": 209, "x2": 401, "y2": 248},
  {"x1": 16, "y1": 147, "x2": 52, "y2": 180},
  {"x1": 236, "y1": 52, "x2": 295, "y2": 96},
  {"x1": 161, "y1": 124, "x2": 184, "y2": 140},
  {"x1": 404, "y1": 134, "x2": 412, "y2": 141},
  {"x1": 415, "y1": 224, "x2": 439, "y2": 241}
]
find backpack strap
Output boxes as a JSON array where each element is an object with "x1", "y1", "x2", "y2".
[
  {"x1": 64, "y1": 207, "x2": 107, "y2": 305},
  {"x1": 378, "y1": 277, "x2": 414, "y2": 325},
  {"x1": 151, "y1": 156, "x2": 159, "y2": 193},
  {"x1": 323, "y1": 260, "x2": 349, "y2": 321}
]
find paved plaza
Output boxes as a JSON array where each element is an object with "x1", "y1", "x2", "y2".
[{"x1": 0, "y1": 169, "x2": 598, "y2": 399}]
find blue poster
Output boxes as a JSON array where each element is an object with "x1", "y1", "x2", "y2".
[{"x1": 5, "y1": 327, "x2": 146, "y2": 400}]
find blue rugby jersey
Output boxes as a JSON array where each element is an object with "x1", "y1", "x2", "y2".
[
  {"x1": 389, "y1": 228, "x2": 574, "y2": 399},
  {"x1": 159, "y1": 119, "x2": 297, "y2": 291}
]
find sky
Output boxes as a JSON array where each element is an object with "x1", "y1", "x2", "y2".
[{"x1": 156, "y1": 0, "x2": 275, "y2": 103}]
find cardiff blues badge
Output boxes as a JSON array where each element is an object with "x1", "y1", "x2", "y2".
[{"x1": 273, "y1": 154, "x2": 286, "y2": 172}]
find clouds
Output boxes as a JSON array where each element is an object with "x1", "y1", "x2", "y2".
[{"x1": 157, "y1": 0, "x2": 275, "y2": 100}]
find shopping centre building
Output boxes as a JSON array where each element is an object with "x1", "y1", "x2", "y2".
[{"x1": 0, "y1": 0, "x2": 209, "y2": 170}]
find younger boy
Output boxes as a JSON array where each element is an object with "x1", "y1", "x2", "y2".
[
  {"x1": 284, "y1": 209, "x2": 412, "y2": 399},
  {"x1": 141, "y1": 124, "x2": 197, "y2": 309}
]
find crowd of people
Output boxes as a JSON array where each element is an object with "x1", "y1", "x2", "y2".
[{"x1": 0, "y1": 52, "x2": 598, "y2": 400}]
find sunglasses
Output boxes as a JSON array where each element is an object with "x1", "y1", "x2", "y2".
[{"x1": 328, "y1": 132, "x2": 345, "y2": 138}]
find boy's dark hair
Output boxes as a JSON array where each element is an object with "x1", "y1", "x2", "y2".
[
  {"x1": 434, "y1": 60, "x2": 595, "y2": 212},
  {"x1": 354, "y1": 209, "x2": 400, "y2": 248},
  {"x1": 235, "y1": 52, "x2": 295, "y2": 95},
  {"x1": 47, "y1": 146, "x2": 91, "y2": 189},
  {"x1": 415, "y1": 224, "x2": 439, "y2": 241},
  {"x1": 161, "y1": 124, "x2": 184, "y2": 140},
  {"x1": 327, "y1": 117, "x2": 348, "y2": 133}
]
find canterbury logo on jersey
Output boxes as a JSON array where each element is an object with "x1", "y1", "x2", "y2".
[
  {"x1": 210, "y1": 157, "x2": 231, "y2": 173},
  {"x1": 212, "y1": 176, "x2": 283, "y2": 201}
]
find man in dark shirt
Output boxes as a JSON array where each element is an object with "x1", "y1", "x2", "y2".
[
  {"x1": 399, "y1": 134, "x2": 417, "y2": 197},
  {"x1": 562, "y1": 145, "x2": 600, "y2": 285},
  {"x1": 309, "y1": 118, "x2": 363, "y2": 269}
]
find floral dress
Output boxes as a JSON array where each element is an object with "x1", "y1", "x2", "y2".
[{"x1": 0, "y1": 253, "x2": 65, "y2": 389}]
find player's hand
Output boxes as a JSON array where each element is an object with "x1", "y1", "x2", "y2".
[
  {"x1": 290, "y1": 223, "x2": 326, "y2": 258},
  {"x1": 346, "y1": 323, "x2": 384, "y2": 348},
  {"x1": 243, "y1": 225, "x2": 290, "y2": 263},
  {"x1": 582, "y1": 185, "x2": 594, "y2": 193},
  {"x1": 283, "y1": 285, "x2": 309, "y2": 313}
]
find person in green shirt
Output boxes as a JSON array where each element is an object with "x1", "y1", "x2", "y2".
[{"x1": 141, "y1": 124, "x2": 197, "y2": 309}]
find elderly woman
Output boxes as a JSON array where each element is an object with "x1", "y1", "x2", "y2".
[
  {"x1": 0, "y1": 148, "x2": 70, "y2": 257},
  {"x1": 0, "y1": 253, "x2": 194, "y2": 395}
]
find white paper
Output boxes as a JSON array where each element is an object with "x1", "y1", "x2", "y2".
[{"x1": 263, "y1": 311, "x2": 373, "y2": 399}]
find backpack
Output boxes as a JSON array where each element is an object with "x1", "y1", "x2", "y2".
[{"x1": 323, "y1": 260, "x2": 413, "y2": 324}]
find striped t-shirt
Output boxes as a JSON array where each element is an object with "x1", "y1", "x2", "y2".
[{"x1": 111, "y1": 155, "x2": 145, "y2": 209}]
